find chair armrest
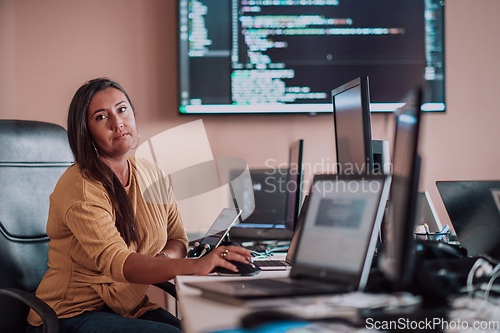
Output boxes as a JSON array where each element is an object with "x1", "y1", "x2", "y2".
[
  {"x1": 0, "y1": 288, "x2": 59, "y2": 333},
  {"x1": 153, "y1": 281, "x2": 177, "y2": 299}
]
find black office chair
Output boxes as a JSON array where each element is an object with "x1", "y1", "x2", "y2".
[
  {"x1": 0, "y1": 120, "x2": 177, "y2": 333},
  {"x1": 0, "y1": 120, "x2": 73, "y2": 333}
]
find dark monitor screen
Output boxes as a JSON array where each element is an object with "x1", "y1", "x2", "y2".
[
  {"x1": 379, "y1": 87, "x2": 423, "y2": 288},
  {"x1": 229, "y1": 140, "x2": 304, "y2": 240},
  {"x1": 436, "y1": 181, "x2": 500, "y2": 258},
  {"x1": 178, "y1": 0, "x2": 445, "y2": 114},
  {"x1": 332, "y1": 77, "x2": 373, "y2": 175},
  {"x1": 284, "y1": 139, "x2": 304, "y2": 231},
  {"x1": 229, "y1": 169, "x2": 291, "y2": 240}
]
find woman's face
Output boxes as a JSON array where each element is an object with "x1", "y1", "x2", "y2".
[{"x1": 86, "y1": 87, "x2": 137, "y2": 160}]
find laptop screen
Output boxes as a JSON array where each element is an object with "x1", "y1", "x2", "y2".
[
  {"x1": 292, "y1": 174, "x2": 391, "y2": 289},
  {"x1": 437, "y1": 180, "x2": 500, "y2": 258}
]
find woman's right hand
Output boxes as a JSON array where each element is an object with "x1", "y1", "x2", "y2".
[{"x1": 193, "y1": 245, "x2": 252, "y2": 276}]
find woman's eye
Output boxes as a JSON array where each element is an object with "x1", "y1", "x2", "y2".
[
  {"x1": 95, "y1": 114, "x2": 106, "y2": 121},
  {"x1": 119, "y1": 106, "x2": 127, "y2": 113}
]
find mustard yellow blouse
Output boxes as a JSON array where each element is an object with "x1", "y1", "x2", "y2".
[{"x1": 27, "y1": 157, "x2": 188, "y2": 326}]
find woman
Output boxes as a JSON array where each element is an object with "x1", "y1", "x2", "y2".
[{"x1": 26, "y1": 78, "x2": 251, "y2": 333}]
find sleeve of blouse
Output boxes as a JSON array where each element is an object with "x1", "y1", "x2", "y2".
[
  {"x1": 166, "y1": 193, "x2": 189, "y2": 250},
  {"x1": 163, "y1": 175, "x2": 189, "y2": 249},
  {"x1": 65, "y1": 201, "x2": 133, "y2": 282},
  {"x1": 135, "y1": 157, "x2": 188, "y2": 250}
]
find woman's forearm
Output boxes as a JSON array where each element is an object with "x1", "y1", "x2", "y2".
[
  {"x1": 123, "y1": 245, "x2": 252, "y2": 284},
  {"x1": 157, "y1": 239, "x2": 187, "y2": 259},
  {"x1": 123, "y1": 253, "x2": 196, "y2": 284}
]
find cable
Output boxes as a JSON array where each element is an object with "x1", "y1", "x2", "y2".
[
  {"x1": 484, "y1": 262, "x2": 500, "y2": 299},
  {"x1": 466, "y1": 258, "x2": 490, "y2": 296}
]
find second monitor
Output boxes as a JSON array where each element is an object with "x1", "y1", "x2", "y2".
[
  {"x1": 228, "y1": 139, "x2": 305, "y2": 241},
  {"x1": 332, "y1": 76, "x2": 389, "y2": 175}
]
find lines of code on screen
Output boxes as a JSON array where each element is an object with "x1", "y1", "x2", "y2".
[{"x1": 178, "y1": 0, "x2": 445, "y2": 113}]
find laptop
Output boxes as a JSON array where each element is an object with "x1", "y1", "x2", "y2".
[
  {"x1": 252, "y1": 195, "x2": 310, "y2": 271},
  {"x1": 436, "y1": 180, "x2": 500, "y2": 258},
  {"x1": 186, "y1": 174, "x2": 392, "y2": 304}
]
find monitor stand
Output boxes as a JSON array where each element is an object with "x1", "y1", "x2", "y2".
[{"x1": 372, "y1": 140, "x2": 390, "y2": 175}]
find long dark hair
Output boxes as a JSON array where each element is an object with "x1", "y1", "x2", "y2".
[{"x1": 67, "y1": 78, "x2": 140, "y2": 247}]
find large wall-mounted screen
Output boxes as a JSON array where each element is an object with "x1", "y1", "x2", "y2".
[{"x1": 178, "y1": 0, "x2": 445, "y2": 114}]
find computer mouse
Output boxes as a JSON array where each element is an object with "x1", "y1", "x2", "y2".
[{"x1": 215, "y1": 260, "x2": 261, "y2": 276}]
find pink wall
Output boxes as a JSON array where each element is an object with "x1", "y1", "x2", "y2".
[{"x1": 1, "y1": 0, "x2": 500, "y2": 229}]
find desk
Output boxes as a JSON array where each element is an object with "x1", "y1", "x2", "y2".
[
  {"x1": 175, "y1": 270, "x2": 482, "y2": 333},
  {"x1": 176, "y1": 255, "x2": 500, "y2": 333},
  {"x1": 174, "y1": 267, "x2": 417, "y2": 333},
  {"x1": 175, "y1": 270, "x2": 289, "y2": 333}
]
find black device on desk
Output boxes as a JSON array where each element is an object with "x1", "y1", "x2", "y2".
[
  {"x1": 416, "y1": 239, "x2": 467, "y2": 260},
  {"x1": 437, "y1": 180, "x2": 500, "y2": 259},
  {"x1": 187, "y1": 208, "x2": 242, "y2": 258}
]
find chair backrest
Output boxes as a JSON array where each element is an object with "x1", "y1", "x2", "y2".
[{"x1": 0, "y1": 120, "x2": 73, "y2": 332}]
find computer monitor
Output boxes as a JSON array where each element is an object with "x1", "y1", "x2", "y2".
[
  {"x1": 379, "y1": 87, "x2": 423, "y2": 288},
  {"x1": 332, "y1": 77, "x2": 373, "y2": 175},
  {"x1": 228, "y1": 168, "x2": 289, "y2": 240},
  {"x1": 284, "y1": 139, "x2": 304, "y2": 231},
  {"x1": 178, "y1": 0, "x2": 445, "y2": 114},
  {"x1": 229, "y1": 139, "x2": 305, "y2": 241}
]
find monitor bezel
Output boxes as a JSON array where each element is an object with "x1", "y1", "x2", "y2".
[
  {"x1": 379, "y1": 87, "x2": 423, "y2": 288},
  {"x1": 284, "y1": 139, "x2": 304, "y2": 231}
]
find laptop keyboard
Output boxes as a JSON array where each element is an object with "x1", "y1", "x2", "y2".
[{"x1": 253, "y1": 260, "x2": 289, "y2": 268}]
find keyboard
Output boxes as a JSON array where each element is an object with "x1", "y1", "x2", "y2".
[{"x1": 253, "y1": 259, "x2": 290, "y2": 270}]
